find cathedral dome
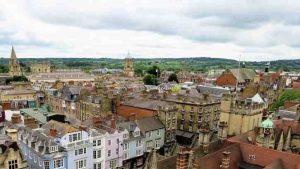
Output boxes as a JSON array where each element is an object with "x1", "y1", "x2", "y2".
[{"x1": 261, "y1": 117, "x2": 273, "y2": 128}]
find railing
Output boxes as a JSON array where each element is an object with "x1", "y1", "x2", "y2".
[{"x1": 65, "y1": 139, "x2": 92, "y2": 150}]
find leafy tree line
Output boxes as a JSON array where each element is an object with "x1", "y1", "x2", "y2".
[{"x1": 271, "y1": 90, "x2": 300, "y2": 111}]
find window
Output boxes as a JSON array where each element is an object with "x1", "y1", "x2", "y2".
[
  {"x1": 116, "y1": 148, "x2": 119, "y2": 155},
  {"x1": 8, "y1": 160, "x2": 18, "y2": 169},
  {"x1": 123, "y1": 152, "x2": 128, "y2": 159},
  {"x1": 54, "y1": 159, "x2": 64, "y2": 168},
  {"x1": 97, "y1": 140, "x2": 101, "y2": 146},
  {"x1": 157, "y1": 130, "x2": 160, "y2": 136},
  {"x1": 108, "y1": 140, "x2": 111, "y2": 145},
  {"x1": 44, "y1": 161, "x2": 50, "y2": 169},
  {"x1": 147, "y1": 131, "x2": 152, "y2": 137},
  {"x1": 39, "y1": 159, "x2": 42, "y2": 166},
  {"x1": 109, "y1": 160, "x2": 116, "y2": 169},
  {"x1": 123, "y1": 143, "x2": 129, "y2": 150},
  {"x1": 93, "y1": 140, "x2": 97, "y2": 146},
  {"x1": 94, "y1": 150, "x2": 102, "y2": 159},
  {"x1": 108, "y1": 150, "x2": 111, "y2": 157},
  {"x1": 75, "y1": 159, "x2": 86, "y2": 169},
  {"x1": 75, "y1": 148, "x2": 87, "y2": 156},
  {"x1": 134, "y1": 131, "x2": 140, "y2": 137},
  {"x1": 136, "y1": 139, "x2": 142, "y2": 147},
  {"x1": 93, "y1": 150, "x2": 97, "y2": 159},
  {"x1": 136, "y1": 149, "x2": 143, "y2": 156},
  {"x1": 123, "y1": 133, "x2": 129, "y2": 139},
  {"x1": 69, "y1": 135, "x2": 72, "y2": 142},
  {"x1": 94, "y1": 163, "x2": 102, "y2": 169},
  {"x1": 155, "y1": 139, "x2": 160, "y2": 148}
]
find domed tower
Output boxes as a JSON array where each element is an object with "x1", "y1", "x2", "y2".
[
  {"x1": 256, "y1": 116, "x2": 275, "y2": 149},
  {"x1": 123, "y1": 52, "x2": 134, "y2": 77},
  {"x1": 9, "y1": 46, "x2": 22, "y2": 76}
]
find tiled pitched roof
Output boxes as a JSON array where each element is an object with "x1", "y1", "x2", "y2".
[{"x1": 136, "y1": 117, "x2": 164, "y2": 133}]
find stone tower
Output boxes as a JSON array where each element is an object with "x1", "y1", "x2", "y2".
[
  {"x1": 256, "y1": 116, "x2": 275, "y2": 149},
  {"x1": 9, "y1": 46, "x2": 22, "y2": 76},
  {"x1": 123, "y1": 52, "x2": 134, "y2": 77}
]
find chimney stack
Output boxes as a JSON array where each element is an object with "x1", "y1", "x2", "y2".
[
  {"x1": 111, "y1": 116, "x2": 116, "y2": 129},
  {"x1": 49, "y1": 128, "x2": 57, "y2": 137},
  {"x1": 220, "y1": 151, "x2": 231, "y2": 169},
  {"x1": 24, "y1": 117, "x2": 38, "y2": 129},
  {"x1": 186, "y1": 89, "x2": 190, "y2": 94},
  {"x1": 11, "y1": 113, "x2": 22, "y2": 124},
  {"x1": 93, "y1": 116, "x2": 101, "y2": 128}
]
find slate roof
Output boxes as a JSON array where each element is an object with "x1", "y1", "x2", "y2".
[
  {"x1": 196, "y1": 85, "x2": 230, "y2": 97},
  {"x1": 42, "y1": 120, "x2": 80, "y2": 137},
  {"x1": 136, "y1": 117, "x2": 164, "y2": 133},
  {"x1": 230, "y1": 68, "x2": 257, "y2": 83}
]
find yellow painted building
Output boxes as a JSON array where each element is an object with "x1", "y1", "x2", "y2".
[
  {"x1": 218, "y1": 94, "x2": 265, "y2": 138},
  {"x1": 30, "y1": 63, "x2": 53, "y2": 73}
]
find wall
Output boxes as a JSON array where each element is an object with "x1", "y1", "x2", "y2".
[{"x1": 117, "y1": 105, "x2": 156, "y2": 120}]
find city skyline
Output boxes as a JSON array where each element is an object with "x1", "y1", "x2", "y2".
[{"x1": 1, "y1": 0, "x2": 300, "y2": 61}]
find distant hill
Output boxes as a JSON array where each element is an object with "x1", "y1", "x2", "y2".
[{"x1": 0, "y1": 57, "x2": 299, "y2": 73}]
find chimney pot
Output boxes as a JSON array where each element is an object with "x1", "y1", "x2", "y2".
[{"x1": 49, "y1": 128, "x2": 57, "y2": 137}]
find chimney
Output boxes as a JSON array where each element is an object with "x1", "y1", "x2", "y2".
[
  {"x1": 186, "y1": 89, "x2": 190, "y2": 94},
  {"x1": 11, "y1": 113, "x2": 22, "y2": 124},
  {"x1": 111, "y1": 116, "x2": 116, "y2": 129},
  {"x1": 49, "y1": 128, "x2": 57, "y2": 137},
  {"x1": 93, "y1": 116, "x2": 101, "y2": 128},
  {"x1": 203, "y1": 93, "x2": 209, "y2": 101},
  {"x1": 163, "y1": 92, "x2": 168, "y2": 99},
  {"x1": 220, "y1": 151, "x2": 231, "y2": 169},
  {"x1": 129, "y1": 113, "x2": 136, "y2": 121},
  {"x1": 79, "y1": 125, "x2": 88, "y2": 131},
  {"x1": 24, "y1": 117, "x2": 38, "y2": 129}
]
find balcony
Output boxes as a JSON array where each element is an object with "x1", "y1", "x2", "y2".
[{"x1": 65, "y1": 139, "x2": 92, "y2": 150}]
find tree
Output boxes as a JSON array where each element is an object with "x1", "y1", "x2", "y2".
[
  {"x1": 271, "y1": 90, "x2": 300, "y2": 111},
  {"x1": 6, "y1": 75, "x2": 29, "y2": 84},
  {"x1": 147, "y1": 65, "x2": 160, "y2": 78},
  {"x1": 168, "y1": 73, "x2": 179, "y2": 83},
  {"x1": 143, "y1": 74, "x2": 158, "y2": 85}
]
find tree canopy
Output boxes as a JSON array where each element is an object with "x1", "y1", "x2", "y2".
[
  {"x1": 147, "y1": 65, "x2": 160, "y2": 78},
  {"x1": 271, "y1": 90, "x2": 300, "y2": 111},
  {"x1": 168, "y1": 73, "x2": 179, "y2": 83},
  {"x1": 143, "y1": 74, "x2": 158, "y2": 85}
]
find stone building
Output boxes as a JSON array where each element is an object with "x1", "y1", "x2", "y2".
[
  {"x1": 0, "y1": 89, "x2": 37, "y2": 110},
  {"x1": 0, "y1": 135, "x2": 28, "y2": 169},
  {"x1": 46, "y1": 85, "x2": 81, "y2": 119},
  {"x1": 123, "y1": 53, "x2": 134, "y2": 77},
  {"x1": 218, "y1": 93, "x2": 266, "y2": 139},
  {"x1": 117, "y1": 121, "x2": 145, "y2": 168},
  {"x1": 216, "y1": 68, "x2": 256, "y2": 91},
  {"x1": 30, "y1": 62, "x2": 53, "y2": 74},
  {"x1": 193, "y1": 142, "x2": 300, "y2": 169},
  {"x1": 162, "y1": 89, "x2": 221, "y2": 134},
  {"x1": 8, "y1": 46, "x2": 22, "y2": 77},
  {"x1": 229, "y1": 117, "x2": 300, "y2": 154}
]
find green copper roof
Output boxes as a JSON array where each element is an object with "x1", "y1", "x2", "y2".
[{"x1": 261, "y1": 118, "x2": 273, "y2": 128}]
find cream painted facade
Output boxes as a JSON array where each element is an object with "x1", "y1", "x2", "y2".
[
  {"x1": 0, "y1": 145, "x2": 28, "y2": 169},
  {"x1": 30, "y1": 63, "x2": 53, "y2": 73},
  {"x1": 218, "y1": 94, "x2": 265, "y2": 137},
  {"x1": 0, "y1": 91, "x2": 36, "y2": 102}
]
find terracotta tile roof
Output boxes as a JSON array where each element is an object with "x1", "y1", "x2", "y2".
[{"x1": 194, "y1": 142, "x2": 300, "y2": 169}]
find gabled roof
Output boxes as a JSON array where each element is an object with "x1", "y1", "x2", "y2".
[
  {"x1": 136, "y1": 117, "x2": 164, "y2": 133},
  {"x1": 230, "y1": 68, "x2": 257, "y2": 83}
]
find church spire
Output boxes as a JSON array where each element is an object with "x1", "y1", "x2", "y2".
[
  {"x1": 9, "y1": 46, "x2": 22, "y2": 77},
  {"x1": 11, "y1": 46, "x2": 17, "y2": 59}
]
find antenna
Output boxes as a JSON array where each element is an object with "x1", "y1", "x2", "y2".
[{"x1": 235, "y1": 55, "x2": 241, "y2": 98}]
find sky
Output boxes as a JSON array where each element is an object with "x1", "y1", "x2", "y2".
[{"x1": 0, "y1": 0, "x2": 300, "y2": 61}]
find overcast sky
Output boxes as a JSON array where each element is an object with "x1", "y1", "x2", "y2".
[{"x1": 0, "y1": 0, "x2": 300, "y2": 61}]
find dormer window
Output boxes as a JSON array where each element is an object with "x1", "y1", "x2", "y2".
[
  {"x1": 134, "y1": 131, "x2": 140, "y2": 137},
  {"x1": 50, "y1": 146, "x2": 58, "y2": 153},
  {"x1": 123, "y1": 133, "x2": 129, "y2": 139}
]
